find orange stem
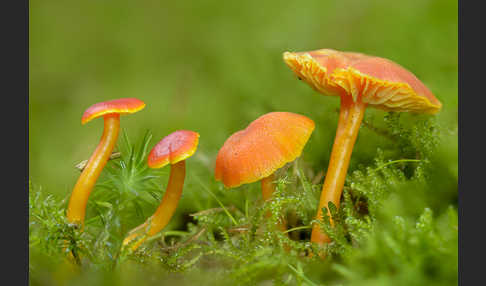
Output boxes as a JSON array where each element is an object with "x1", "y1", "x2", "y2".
[
  {"x1": 261, "y1": 174, "x2": 287, "y2": 233},
  {"x1": 66, "y1": 114, "x2": 120, "y2": 227},
  {"x1": 123, "y1": 160, "x2": 186, "y2": 250},
  {"x1": 261, "y1": 173, "x2": 276, "y2": 202},
  {"x1": 310, "y1": 98, "x2": 366, "y2": 246}
]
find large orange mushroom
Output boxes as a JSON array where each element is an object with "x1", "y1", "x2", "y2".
[
  {"x1": 283, "y1": 49, "x2": 442, "y2": 249},
  {"x1": 66, "y1": 98, "x2": 145, "y2": 228},
  {"x1": 214, "y1": 112, "x2": 315, "y2": 232},
  {"x1": 122, "y1": 130, "x2": 199, "y2": 251}
]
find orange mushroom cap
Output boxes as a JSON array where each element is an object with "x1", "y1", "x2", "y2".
[
  {"x1": 81, "y1": 98, "x2": 146, "y2": 124},
  {"x1": 214, "y1": 112, "x2": 315, "y2": 188},
  {"x1": 283, "y1": 49, "x2": 442, "y2": 114},
  {"x1": 147, "y1": 130, "x2": 200, "y2": 169}
]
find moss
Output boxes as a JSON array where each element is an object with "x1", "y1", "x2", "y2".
[{"x1": 30, "y1": 113, "x2": 457, "y2": 285}]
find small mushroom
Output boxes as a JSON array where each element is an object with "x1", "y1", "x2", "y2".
[
  {"x1": 66, "y1": 98, "x2": 145, "y2": 227},
  {"x1": 214, "y1": 112, "x2": 315, "y2": 233},
  {"x1": 122, "y1": 130, "x2": 199, "y2": 251},
  {"x1": 283, "y1": 49, "x2": 442, "y2": 248}
]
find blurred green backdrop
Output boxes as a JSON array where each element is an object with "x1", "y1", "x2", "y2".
[{"x1": 29, "y1": 0, "x2": 457, "y2": 201}]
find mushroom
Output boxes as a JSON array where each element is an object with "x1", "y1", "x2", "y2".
[
  {"x1": 214, "y1": 112, "x2": 315, "y2": 233},
  {"x1": 283, "y1": 49, "x2": 442, "y2": 248},
  {"x1": 66, "y1": 98, "x2": 145, "y2": 227},
  {"x1": 122, "y1": 130, "x2": 199, "y2": 251}
]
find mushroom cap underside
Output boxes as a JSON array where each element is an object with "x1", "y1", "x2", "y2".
[{"x1": 283, "y1": 49, "x2": 442, "y2": 114}]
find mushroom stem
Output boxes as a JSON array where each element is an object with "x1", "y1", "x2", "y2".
[
  {"x1": 311, "y1": 99, "x2": 366, "y2": 246},
  {"x1": 66, "y1": 114, "x2": 120, "y2": 227},
  {"x1": 123, "y1": 160, "x2": 186, "y2": 250},
  {"x1": 261, "y1": 174, "x2": 287, "y2": 233},
  {"x1": 261, "y1": 173, "x2": 276, "y2": 202}
]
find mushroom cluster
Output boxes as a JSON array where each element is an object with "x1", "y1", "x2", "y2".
[{"x1": 65, "y1": 48, "x2": 441, "y2": 259}]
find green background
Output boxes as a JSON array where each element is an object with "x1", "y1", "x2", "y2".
[{"x1": 29, "y1": 0, "x2": 457, "y2": 199}]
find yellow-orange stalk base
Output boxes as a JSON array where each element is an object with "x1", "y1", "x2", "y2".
[
  {"x1": 123, "y1": 160, "x2": 186, "y2": 251},
  {"x1": 310, "y1": 98, "x2": 366, "y2": 249},
  {"x1": 66, "y1": 114, "x2": 120, "y2": 228}
]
